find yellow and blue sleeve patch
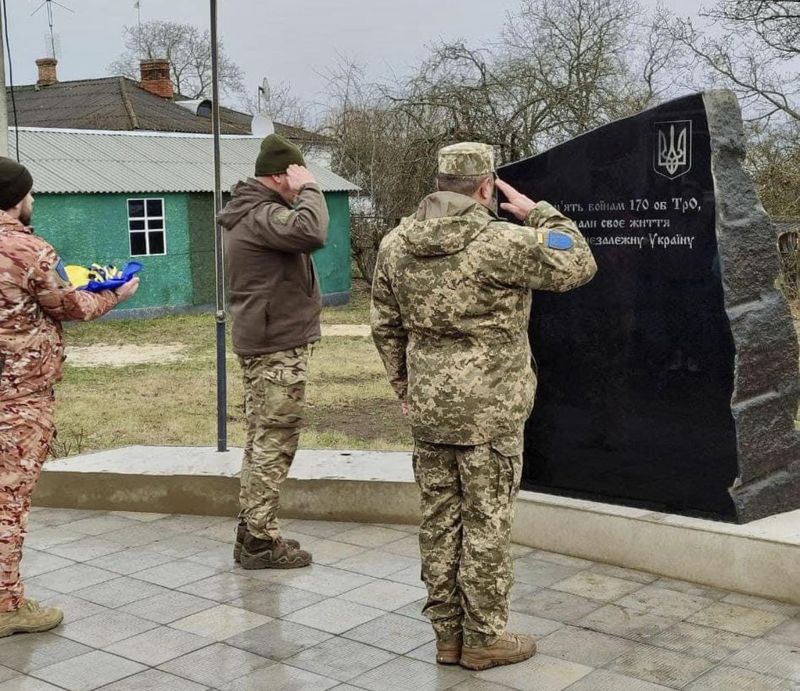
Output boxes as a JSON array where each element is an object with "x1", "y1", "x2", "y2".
[
  {"x1": 547, "y1": 231, "x2": 574, "y2": 250},
  {"x1": 534, "y1": 230, "x2": 574, "y2": 250}
]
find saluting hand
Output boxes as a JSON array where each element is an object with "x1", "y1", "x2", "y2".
[
  {"x1": 286, "y1": 164, "x2": 317, "y2": 192},
  {"x1": 496, "y1": 178, "x2": 537, "y2": 222}
]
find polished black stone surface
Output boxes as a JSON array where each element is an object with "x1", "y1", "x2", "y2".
[{"x1": 499, "y1": 94, "x2": 739, "y2": 519}]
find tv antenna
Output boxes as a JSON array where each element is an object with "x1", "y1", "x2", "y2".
[
  {"x1": 252, "y1": 78, "x2": 275, "y2": 136},
  {"x1": 258, "y1": 77, "x2": 272, "y2": 115},
  {"x1": 31, "y1": 0, "x2": 74, "y2": 60}
]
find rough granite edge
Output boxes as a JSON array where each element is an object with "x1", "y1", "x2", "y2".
[{"x1": 704, "y1": 89, "x2": 800, "y2": 522}]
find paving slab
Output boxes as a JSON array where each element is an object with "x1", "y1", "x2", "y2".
[
  {"x1": 0, "y1": 508, "x2": 796, "y2": 690},
  {"x1": 34, "y1": 445, "x2": 800, "y2": 606}
]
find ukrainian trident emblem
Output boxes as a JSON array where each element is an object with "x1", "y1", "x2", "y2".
[{"x1": 654, "y1": 120, "x2": 692, "y2": 179}]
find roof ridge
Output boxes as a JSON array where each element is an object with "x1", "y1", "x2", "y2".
[
  {"x1": 14, "y1": 75, "x2": 127, "y2": 90},
  {"x1": 118, "y1": 77, "x2": 140, "y2": 130}
]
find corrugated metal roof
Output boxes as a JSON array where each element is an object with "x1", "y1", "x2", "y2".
[{"x1": 8, "y1": 128, "x2": 358, "y2": 194}]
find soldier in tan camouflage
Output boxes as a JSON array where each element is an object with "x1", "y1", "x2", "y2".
[
  {"x1": 371, "y1": 142, "x2": 597, "y2": 670},
  {"x1": 0, "y1": 157, "x2": 139, "y2": 637},
  {"x1": 219, "y1": 134, "x2": 329, "y2": 569}
]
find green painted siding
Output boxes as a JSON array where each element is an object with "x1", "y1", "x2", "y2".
[
  {"x1": 32, "y1": 188, "x2": 351, "y2": 314},
  {"x1": 187, "y1": 193, "x2": 216, "y2": 306},
  {"x1": 33, "y1": 193, "x2": 193, "y2": 312},
  {"x1": 184, "y1": 190, "x2": 353, "y2": 306},
  {"x1": 314, "y1": 192, "x2": 352, "y2": 297}
]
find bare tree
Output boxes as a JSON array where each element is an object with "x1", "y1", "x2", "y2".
[
  {"x1": 391, "y1": 0, "x2": 673, "y2": 159},
  {"x1": 503, "y1": 0, "x2": 649, "y2": 137},
  {"x1": 746, "y1": 121, "x2": 800, "y2": 216},
  {"x1": 321, "y1": 0, "x2": 677, "y2": 279},
  {"x1": 323, "y1": 58, "x2": 436, "y2": 221},
  {"x1": 658, "y1": 2, "x2": 800, "y2": 222},
  {"x1": 110, "y1": 20, "x2": 245, "y2": 100},
  {"x1": 710, "y1": 0, "x2": 800, "y2": 54},
  {"x1": 393, "y1": 41, "x2": 557, "y2": 162},
  {"x1": 239, "y1": 80, "x2": 313, "y2": 128},
  {"x1": 661, "y1": 1, "x2": 800, "y2": 122},
  {"x1": 319, "y1": 58, "x2": 438, "y2": 280}
]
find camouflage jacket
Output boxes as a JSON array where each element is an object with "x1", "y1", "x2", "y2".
[
  {"x1": 370, "y1": 192, "x2": 597, "y2": 453},
  {"x1": 0, "y1": 213, "x2": 119, "y2": 400}
]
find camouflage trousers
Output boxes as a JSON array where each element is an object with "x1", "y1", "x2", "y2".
[
  {"x1": 238, "y1": 346, "x2": 309, "y2": 540},
  {"x1": 413, "y1": 439, "x2": 522, "y2": 647},
  {"x1": 0, "y1": 393, "x2": 55, "y2": 612}
]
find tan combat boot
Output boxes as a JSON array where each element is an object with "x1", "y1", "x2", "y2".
[
  {"x1": 233, "y1": 521, "x2": 300, "y2": 563},
  {"x1": 0, "y1": 600, "x2": 63, "y2": 637},
  {"x1": 459, "y1": 632, "x2": 537, "y2": 670},
  {"x1": 435, "y1": 634, "x2": 462, "y2": 665},
  {"x1": 240, "y1": 533, "x2": 311, "y2": 569}
]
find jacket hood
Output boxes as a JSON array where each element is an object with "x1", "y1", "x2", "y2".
[
  {"x1": 217, "y1": 178, "x2": 283, "y2": 230},
  {"x1": 400, "y1": 191, "x2": 494, "y2": 257}
]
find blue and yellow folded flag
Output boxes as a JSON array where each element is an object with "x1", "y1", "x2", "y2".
[{"x1": 65, "y1": 261, "x2": 143, "y2": 292}]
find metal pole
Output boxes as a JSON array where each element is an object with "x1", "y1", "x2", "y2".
[
  {"x1": 0, "y1": 3, "x2": 9, "y2": 158},
  {"x1": 210, "y1": 0, "x2": 227, "y2": 452}
]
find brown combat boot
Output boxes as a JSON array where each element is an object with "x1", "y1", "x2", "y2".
[
  {"x1": 239, "y1": 533, "x2": 312, "y2": 569},
  {"x1": 459, "y1": 632, "x2": 537, "y2": 670},
  {"x1": 233, "y1": 521, "x2": 300, "y2": 563},
  {"x1": 435, "y1": 634, "x2": 462, "y2": 665},
  {"x1": 0, "y1": 600, "x2": 63, "y2": 638}
]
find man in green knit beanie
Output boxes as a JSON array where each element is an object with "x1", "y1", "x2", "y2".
[
  {"x1": 254, "y1": 133, "x2": 306, "y2": 176},
  {"x1": 219, "y1": 133, "x2": 329, "y2": 569}
]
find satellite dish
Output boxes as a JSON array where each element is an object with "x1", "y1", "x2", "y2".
[{"x1": 251, "y1": 113, "x2": 275, "y2": 137}]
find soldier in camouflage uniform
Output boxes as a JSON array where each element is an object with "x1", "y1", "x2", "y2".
[
  {"x1": 371, "y1": 143, "x2": 597, "y2": 670},
  {"x1": 219, "y1": 134, "x2": 329, "y2": 569},
  {"x1": 0, "y1": 157, "x2": 139, "y2": 636}
]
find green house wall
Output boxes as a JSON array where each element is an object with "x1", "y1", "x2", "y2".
[
  {"x1": 314, "y1": 192, "x2": 352, "y2": 300},
  {"x1": 33, "y1": 190, "x2": 352, "y2": 313},
  {"x1": 33, "y1": 193, "x2": 193, "y2": 312},
  {"x1": 187, "y1": 193, "x2": 216, "y2": 307}
]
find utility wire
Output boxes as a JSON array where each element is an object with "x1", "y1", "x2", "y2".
[{"x1": 2, "y1": 0, "x2": 19, "y2": 160}]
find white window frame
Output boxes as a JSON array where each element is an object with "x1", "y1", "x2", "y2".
[{"x1": 127, "y1": 197, "x2": 167, "y2": 256}]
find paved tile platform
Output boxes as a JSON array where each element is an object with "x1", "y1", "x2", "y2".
[
  {"x1": 37, "y1": 447, "x2": 800, "y2": 605},
  {"x1": 2, "y1": 508, "x2": 798, "y2": 690}
]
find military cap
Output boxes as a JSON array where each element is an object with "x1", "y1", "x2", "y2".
[
  {"x1": 255, "y1": 134, "x2": 305, "y2": 176},
  {"x1": 437, "y1": 142, "x2": 495, "y2": 177}
]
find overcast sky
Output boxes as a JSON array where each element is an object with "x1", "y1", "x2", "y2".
[{"x1": 4, "y1": 0, "x2": 704, "y2": 112}]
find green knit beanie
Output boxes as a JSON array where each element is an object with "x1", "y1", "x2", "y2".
[
  {"x1": 255, "y1": 134, "x2": 305, "y2": 176},
  {"x1": 0, "y1": 157, "x2": 33, "y2": 210}
]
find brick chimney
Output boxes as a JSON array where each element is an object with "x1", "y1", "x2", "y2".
[
  {"x1": 35, "y1": 57, "x2": 58, "y2": 87},
  {"x1": 139, "y1": 59, "x2": 174, "y2": 98}
]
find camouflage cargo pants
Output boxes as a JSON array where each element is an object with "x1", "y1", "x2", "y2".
[
  {"x1": 413, "y1": 440, "x2": 523, "y2": 647},
  {"x1": 0, "y1": 393, "x2": 55, "y2": 612},
  {"x1": 238, "y1": 346, "x2": 309, "y2": 541}
]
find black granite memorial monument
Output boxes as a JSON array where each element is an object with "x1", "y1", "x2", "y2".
[{"x1": 499, "y1": 91, "x2": 800, "y2": 522}]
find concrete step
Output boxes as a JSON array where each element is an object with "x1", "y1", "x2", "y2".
[{"x1": 35, "y1": 446, "x2": 800, "y2": 605}]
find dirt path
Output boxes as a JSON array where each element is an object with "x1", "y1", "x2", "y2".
[
  {"x1": 66, "y1": 325, "x2": 370, "y2": 367},
  {"x1": 66, "y1": 344, "x2": 188, "y2": 367},
  {"x1": 321, "y1": 324, "x2": 370, "y2": 337}
]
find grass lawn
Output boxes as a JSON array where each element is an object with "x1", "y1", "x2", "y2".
[
  {"x1": 50, "y1": 281, "x2": 800, "y2": 457},
  {"x1": 53, "y1": 279, "x2": 412, "y2": 458}
]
